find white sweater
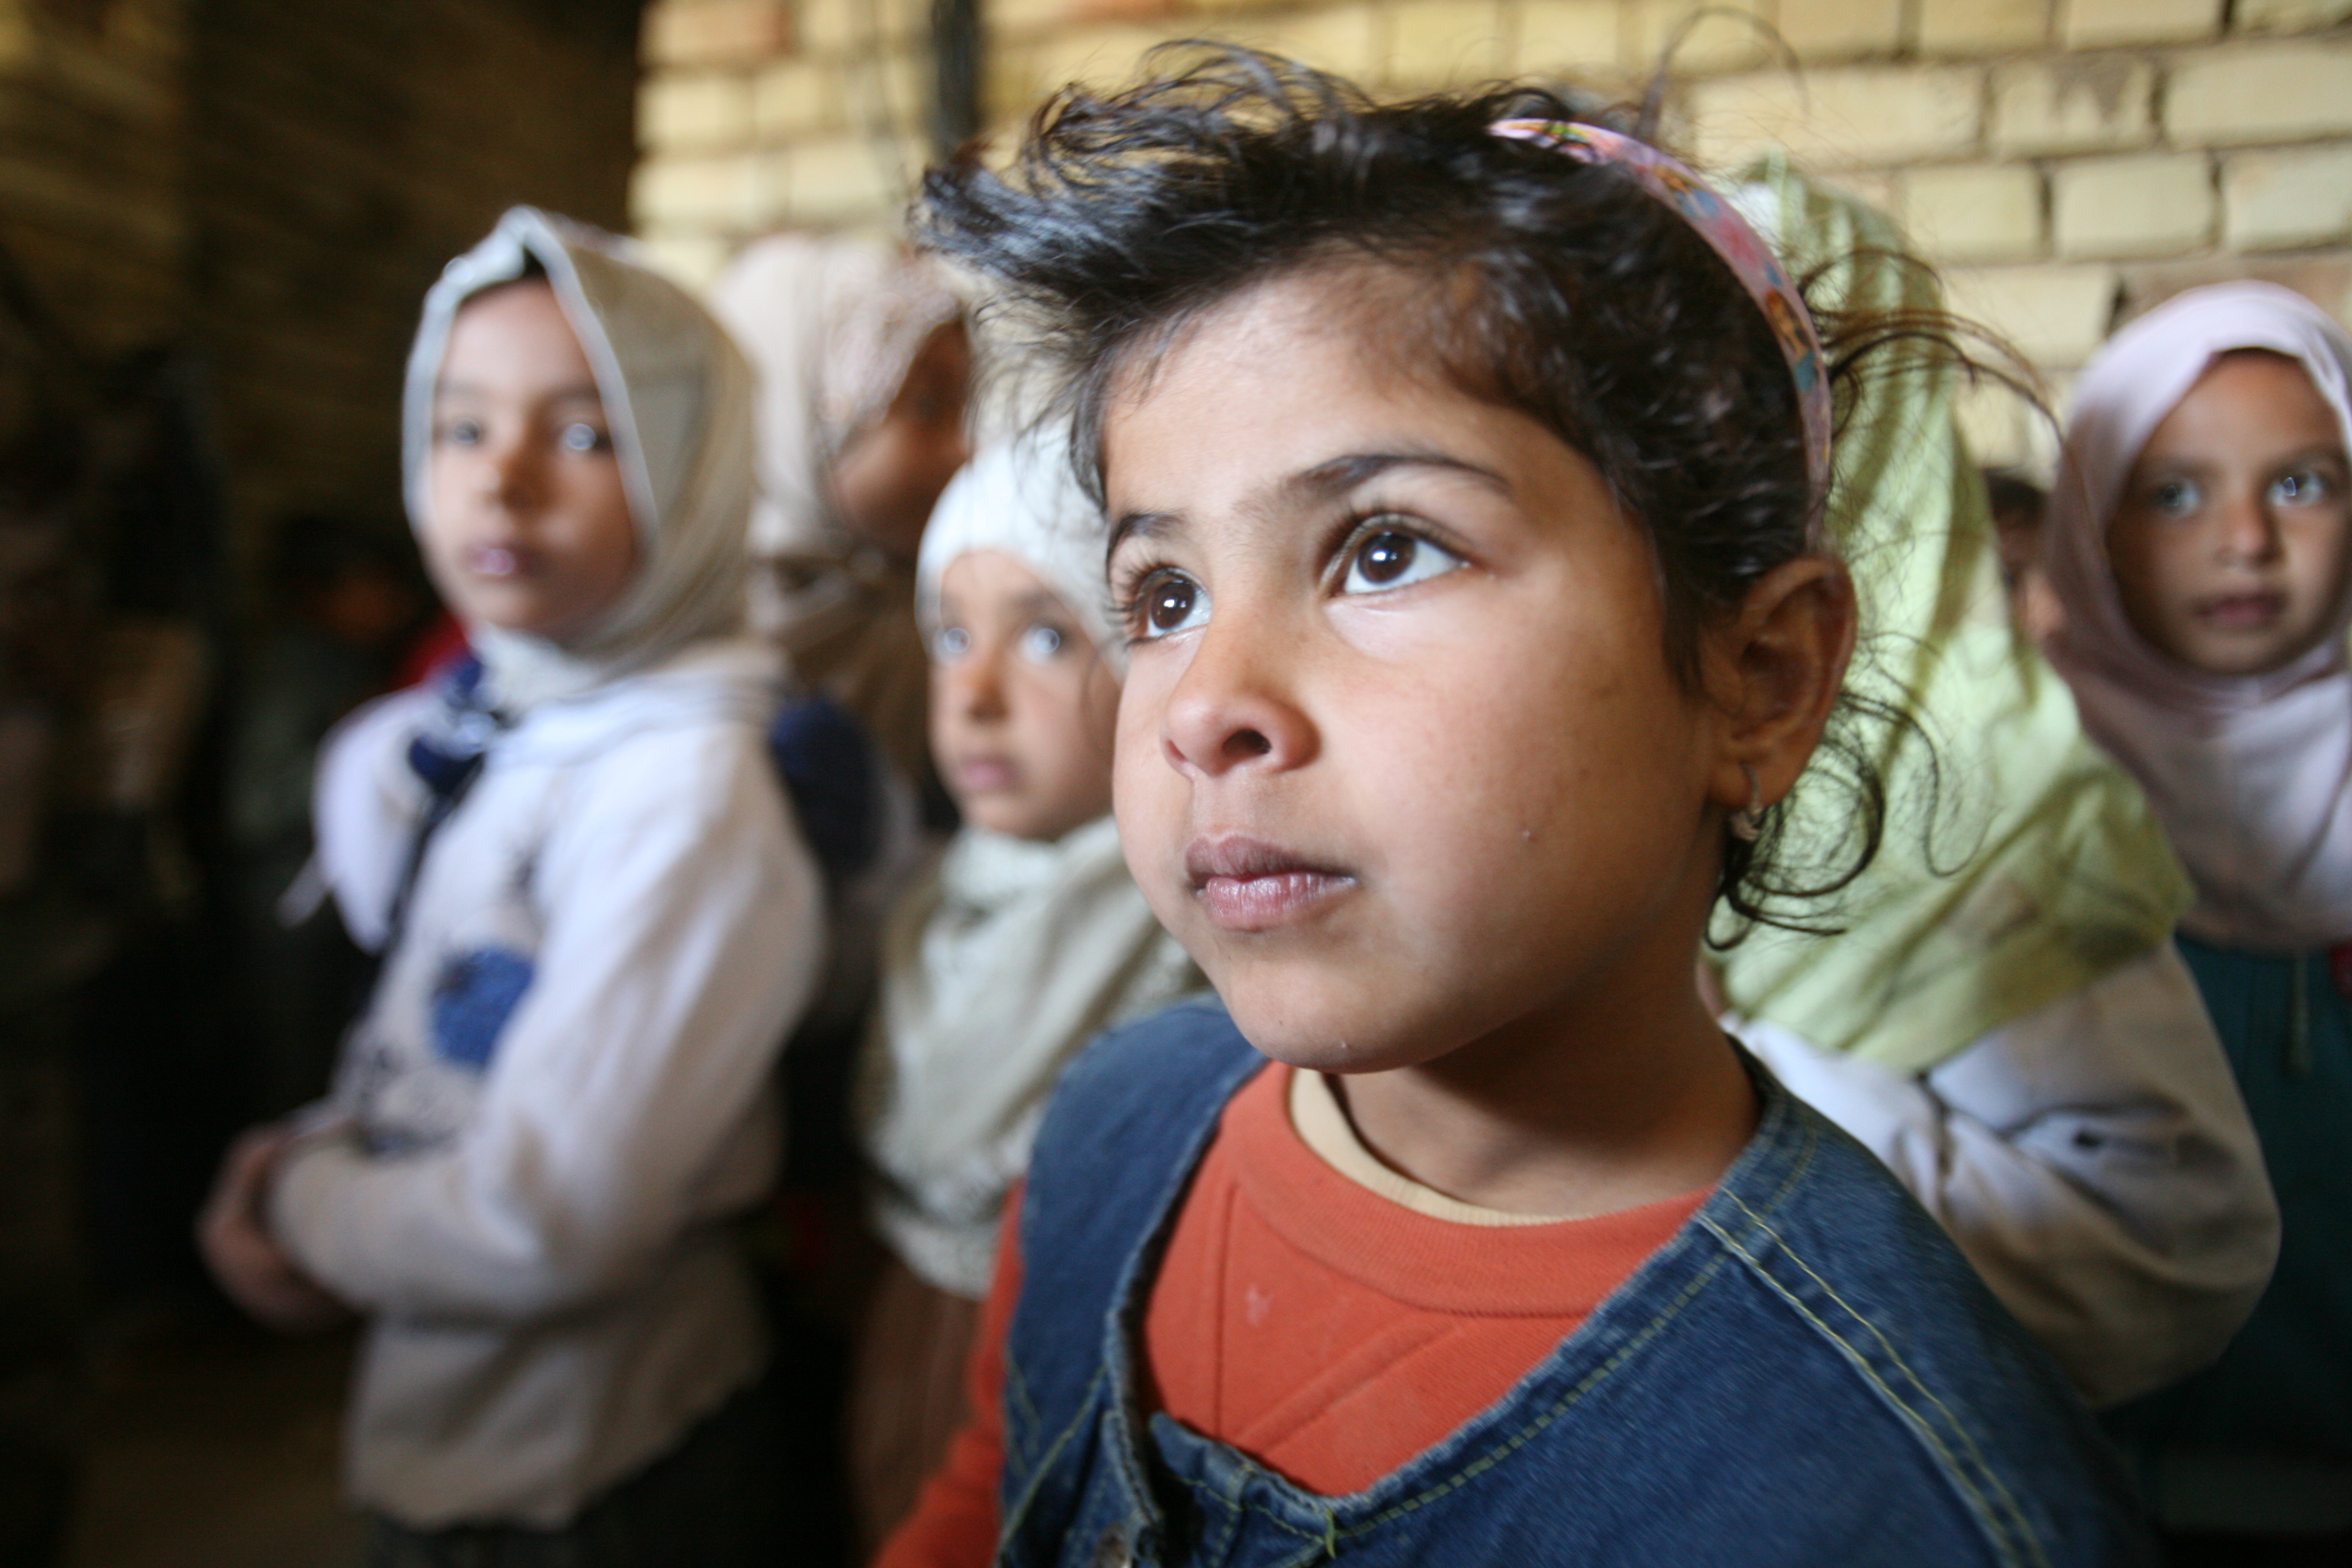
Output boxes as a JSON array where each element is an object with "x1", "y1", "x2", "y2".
[
  {"x1": 1731, "y1": 941, "x2": 2279, "y2": 1409},
  {"x1": 271, "y1": 642, "x2": 823, "y2": 1528}
]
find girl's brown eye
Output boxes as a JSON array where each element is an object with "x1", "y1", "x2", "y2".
[
  {"x1": 1340, "y1": 526, "x2": 1462, "y2": 596},
  {"x1": 1139, "y1": 573, "x2": 1208, "y2": 638},
  {"x1": 1355, "y1": 531, "x2": 1418, "y2": 584}
]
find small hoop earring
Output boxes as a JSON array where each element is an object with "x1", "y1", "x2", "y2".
[{"x1": 1728, "y1": 764, "x2": 1765, "y2": 844}]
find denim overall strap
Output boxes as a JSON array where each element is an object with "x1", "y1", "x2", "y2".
[{"x1": 998, "y1": 999, "x2": 1262, "y2": 1566}]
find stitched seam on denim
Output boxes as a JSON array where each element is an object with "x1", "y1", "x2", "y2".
[
  {"x1": 1171, "y1": 1454, "x2": 1296, "y2": 1563},
  {"x1": 1201, "y1": 1457, "x2": 1249, "y2": 1561},
  {"x1": 1101, "y1": 1368, "x2": 1193, "y2": 1565},
  {"x1": 1006, "y1": 1354, "x2": 1044, "y2": 1438},
  {"x1": 1713, "y1": 1187, "x2": 2046, "y2": 1568},
  {"x1": 997, "y1": 1364, "x2": 1108, "y2": 1555},
  {"x1": 1268, "y1": 1515, "x2": 1343, "y2": 1568},
  {"x1": 1005, "y1": 1361, "x2": 1044, "y2": 1464},
  {"x1": 1720, "y1": 1113, "x2": 2039, "y2": 1559},
  {"x1": 1699, "y1": 1211, "x2": 2043, "y2": 1568},
  {"x1": 1716, "y1": 1188, "x2": 2025, "y2": 1525},
  {"x1": 1151, "y1": 1086, "x2": 1807, "y2": 1558},
  {"x1": 1177, "y1": 1445, "x2": 1329, "y2": 1550},
  {"x1": 1737, "y1": 1100, "x2": 1821, "y2": 1229}
]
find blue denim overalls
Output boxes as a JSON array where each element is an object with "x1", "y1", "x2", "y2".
[{"x1": 993, "y1": 999, "x2": 2153, "y2": 1567}]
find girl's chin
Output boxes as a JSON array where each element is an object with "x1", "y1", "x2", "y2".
[
  {"x1": 2173, "y1": 626, "x2": 2331, "y2": 678},
  {"x1": 1216, "y1": 978, "x2": 1439, "y2": 1077},
  {"x1": 457, "y1": 598, "x2": 598, "y2": 646}
]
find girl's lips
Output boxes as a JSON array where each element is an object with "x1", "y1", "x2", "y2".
[
  {"x1": 2195, "y1": 590, "x2": 2286, "y2": 629},
  {"x1": 467, "y1": 544, "x2": 527, "y2": 578},
  {"x1": 1185, "y1": 835, "x2": 1354, "y2": 932},
  {"x1": 953, "y1": 755, "x2": 1018, "y2": 794}
]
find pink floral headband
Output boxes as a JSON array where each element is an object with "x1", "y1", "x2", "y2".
[{"x1": 1490, "y1": 119, "x2": 1833, "y2": 507}]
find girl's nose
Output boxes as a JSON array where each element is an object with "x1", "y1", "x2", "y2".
[
  {"x1": 948, "y1": 646, "x2": 1009, "y2": 722},
  {"x1": 1158, "y1": 618, "x2": 1317, "y2": 779},
  {"x1": 2218, "y1": 486, "x2": 2284, "y2": 564},
  {"x1": 474, "y1": 435, "x2": 543, "y2": 511}
]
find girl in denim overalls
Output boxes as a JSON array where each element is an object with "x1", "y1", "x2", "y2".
[{"x1": 879, "y1": 50, "x2": 2154, "y2": 1567}]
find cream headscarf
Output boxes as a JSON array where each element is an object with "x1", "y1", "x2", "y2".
[
  {"x1": 704, "y1": 234, "x2": 964, "y2": 777},
  {"x1": 704, "y1": 233, "x2": 964, "y2": 558},
  {"x1": 2043, "y1": 282, "x2": 2352, "y2": 951},
  {"x1": 915, "y1": 428, "x2": 1124, "y2": 673},
  {"x1": 1713, "y1": 156, "x2": 2192, "y2": 1073},
  {"x1": 403, "y1": 207, "x2": 758, "y2": 712}
]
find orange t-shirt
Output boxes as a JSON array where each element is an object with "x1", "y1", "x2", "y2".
[{"x1": 877, "y1": 1063, "x2": 1705, "y2": 1567}]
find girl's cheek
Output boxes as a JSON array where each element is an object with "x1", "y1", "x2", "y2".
[
  {"x1": 1327, "y1": 595, "x2": 1477, "y2": 666},
  {"x1": 1082, "y1": 662, "x2": 1123, "y2": 757},
  {"x1": 1112, "y1": 668, "x2": 1165, "y2": 772},
  {"x1": 1111, "y1": 661, "x2": 1186, "y2": 814}
]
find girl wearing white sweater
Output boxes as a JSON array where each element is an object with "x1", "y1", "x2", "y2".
[{"x1": 198, "y1": 208, "x2": 822, "y2": 1565}]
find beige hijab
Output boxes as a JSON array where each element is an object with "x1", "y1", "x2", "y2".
[
  {"x1": 403, "y1": 207, "x2": 758, "y2": 712},
  {"x1": 705, "y1": 234, "x2": 963, "y2": 774},
  {"x1": 705, "y1": 233, "x2": 964, "y2": 558}
]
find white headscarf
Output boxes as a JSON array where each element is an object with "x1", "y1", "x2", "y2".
[
  {"x1": 2043, "y1": 282, "x2": 2352, "y2": 950},
  {"x1": 403, "y1": 207, "x2": 758, "y2": 712},
  {"x1": 704, "y1": 233, "x2": 964, "y2": 558},
  {"x1": 914, "y1": 428, "x2": 1122, "y2": 671}
]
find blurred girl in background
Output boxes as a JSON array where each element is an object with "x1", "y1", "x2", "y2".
[
  {"x1": 848, "y1": 430, "x2": 1198, "y2": 1550},
  {"x1": 199, "y1": 208, "x2": 823, "y2": 1567},
  {"x1": 2043, "y1": 281, "x2": 2352, "y2": 1564}
]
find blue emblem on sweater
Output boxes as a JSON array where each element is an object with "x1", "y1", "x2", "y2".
[{"x1": 429, "y1": 947, "x2": 535, "y2": 1070}]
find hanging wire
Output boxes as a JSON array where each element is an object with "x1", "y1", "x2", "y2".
[{"x1": 930, "y1": 0, "x2": 982, "y2": 160}]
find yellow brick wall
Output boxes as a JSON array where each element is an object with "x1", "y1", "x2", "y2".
[
  {"x1": 630, "y1": 0, "x2": 2352, "y2": 468},
  {"x1": 0, "y1": 0, "x2": 192, "y2": 353}
]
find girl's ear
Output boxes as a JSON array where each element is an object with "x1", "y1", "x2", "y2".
[{"x1": 1698, "y1": 557, "x2": 1857, "y2": 817}]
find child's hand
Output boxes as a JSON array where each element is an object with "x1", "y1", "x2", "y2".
[{"x1": 197, "y1": 1124, "x2": 353, "y2": 1333}]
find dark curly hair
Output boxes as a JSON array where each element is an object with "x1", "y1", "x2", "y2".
[{"x1": 916, "y1": 44, "x2": 1957, "y2": 932}]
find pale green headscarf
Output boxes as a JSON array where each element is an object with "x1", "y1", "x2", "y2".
[{"x1": 1712, "y1": 155, "x2": 2191, "y2": 1074}]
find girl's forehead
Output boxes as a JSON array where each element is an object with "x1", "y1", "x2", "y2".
[
  {"x1": 1111, "y1": 261, "x2": 1445, "y2": 406},
  {"x1": 2142, "y1": 349, "x2": 2342, "y2": 458},
  {"x1": 1097, "y1": 279, "x2": 1591, "y2": 547},
  {"x1": 438, "y1": 279, "x2": 600, "y2": 396},
  {"x1": 940, "y1": 548, "x2": 1061, "y2": 605}
]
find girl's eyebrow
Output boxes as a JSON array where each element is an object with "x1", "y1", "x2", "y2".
[
  {"x1": 1285, "y1": 450, "x2": 1512, "y2": 501},
  {"x1": 2139, "y1": 443, "x2": 2350, "y2": 479},
  {"x1": 1010, "y1": 590, "x2": 1075, "y2": 618},
  {"x1": 432, "y1": 379, "x2": 605, "y2": 405},
  {"x1": 1106, "y1": 450, "x2": 1510, "y2": 555},
  {"x1": 1107, "y1": 509, "x2": 1182, "y2": 556}
]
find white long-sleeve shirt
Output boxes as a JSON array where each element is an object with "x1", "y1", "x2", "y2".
[
  {"x1": 1730, "y1": 941, "x2": 2278, "y2": 1408},
  {"x1": 271, "y1": 642, "x2": 823, "y2": 1528}
]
